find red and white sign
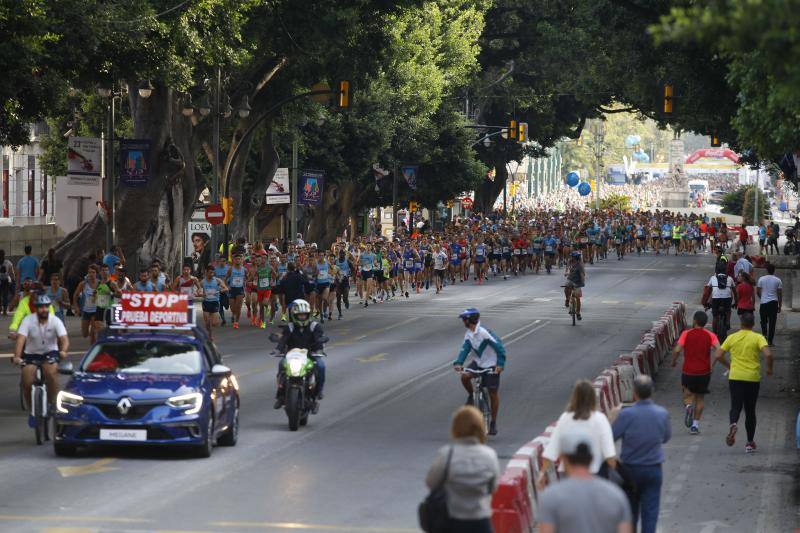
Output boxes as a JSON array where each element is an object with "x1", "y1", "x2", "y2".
[
  {"x1": 120, "y1": 292, "x2": 190, "y2": 326},
  {"x1": 205, "y1": 204, "x2": 225, "y2": 225},
  {"x1": 461, "y1": 197, "x2": 473, "y2": 209},
  {"x1": 685, "y1": 148, "x2": 740, "y2": 165}
]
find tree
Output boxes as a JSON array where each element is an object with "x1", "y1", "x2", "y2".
[
  {"x1": 601, "y1": 193, "x2": 632, "y2": 212},
  {"x1": 720, "y1": 186, "x2": 747, "y2": 217}
]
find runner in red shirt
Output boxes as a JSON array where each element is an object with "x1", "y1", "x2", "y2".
[
  {"x1": 735, "y1": 272, "x2": 755, "y2": 315},
  {"x1": 672, "y1": 310, "x2": 721, "y2": 434}
]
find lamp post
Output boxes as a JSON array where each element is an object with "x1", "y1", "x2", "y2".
[
  {"x1": 97, "y1": 82, "x2": 152, "y2": 252},
  {"x1": 589, "y1": 120, "x2": 606, "y2": 211}
]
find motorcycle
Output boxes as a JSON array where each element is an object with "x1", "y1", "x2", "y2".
[{"x1": 269, "y1": 333, "x2": 328, "y2": 431}]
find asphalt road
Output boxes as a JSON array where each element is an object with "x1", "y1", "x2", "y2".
[{"x1": 0, "y1": 250, "x2": 767, "y2": 532}]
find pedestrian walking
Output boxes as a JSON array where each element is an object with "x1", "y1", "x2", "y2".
[
  {"x1": 611, "y1": 376, "x2": 671, "y2": 533},
  {"x1": 756, "y1": 263, "x2": 782, "y2": 346},
  {"x1": 735, "y1": 271, "x2": 755, "y2": 316},
  {"x1": 671, "y1": 310, "x2": 720, "y2": 434},
  {"x1": 538, "y1": 428, "x2": 633, "y2": 533},
  {"x1": 539, "y1": 379, "x2": 617, "y2": 487},
  {"x1": 714, "y1": 311, "x2": 773, "y2": 453},
  {"x1": 424, "y1": 406, "x2": 499, "y2": 533}
]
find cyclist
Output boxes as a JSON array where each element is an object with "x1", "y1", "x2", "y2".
[
  {"x1": 703, "y1": 268, "x2": 737, "y2": 342},
  {"x1": 564, "y1": 251, "x2": 586, "y2": 321},
  {"x1": 13, "y1": 294, "x2": 69, "y2": 416},
  {"x1": 452, "y1": 308, "x2": 505, "y2": 436}
]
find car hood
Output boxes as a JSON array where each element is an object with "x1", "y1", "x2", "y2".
[{"x1": 68, "y1": 373, "x2": 202, "y2": 400}]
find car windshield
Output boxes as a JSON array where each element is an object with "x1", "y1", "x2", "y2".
[{"x1": 80, "y1": 340, "x2": 203, "y2": 375}]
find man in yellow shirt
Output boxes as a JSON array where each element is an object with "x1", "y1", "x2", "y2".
[{"x1": 714, "y1": 312, "x2": 773, "y2": 453}]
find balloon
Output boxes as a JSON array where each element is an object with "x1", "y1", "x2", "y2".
[
  {"x1": 578, "y1": 182, "x2": 591, "y2": 196},
  {"x1": 566, "y1": 172, "x2": 580, "y2": 187},
  {"x1": 624, "y1": 135, "x2": 641, "y2": 148},
  {"x1": 632, "y1": 150, "x2": 650, "y2": 163}
]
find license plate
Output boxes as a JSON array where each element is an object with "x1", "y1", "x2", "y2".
[{"x1": 100, "y1": 428, "x2": 147, "y2": 441}]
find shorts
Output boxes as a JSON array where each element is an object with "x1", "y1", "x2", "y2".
[
  {"x1": 82, "y1": 311, "x2": 97, "y2": 321},
  {"x1": 711, "y1": 297, "x2": 732, "y2": 316},
  {"x1": 272, "y1": 284, "x2": 283, "y2": 295},
  {"x1": 672, "y1": 238, "x2": 680, "y2": 246},
  {"x1": 22, "y1": 351, "x2": 59, "y2": 365},
  {"x1": 316, "y1": 282, "x2": 331, "y2": 292},
  {"x1": 474, "y1": 256, "x2": 485, "y2": 263},
  {"x1": 466, "y1": 361, "x2": 500, "y2": 390},
  {"x1": 361, "y1": 270, "x2": 373, "y2": 280},
  {"x1": 229, "y1": 287, "x2": 244, "y2": 298},
  {"x1": 257, "y1": 289, "x2": 272, "y2": 302},
  {"x1": 435, "y1": 269, "x2": 446, "y2": 279},
  {"x1": 95, "y1": 308, "x2": 107, "y2": 321},
  {"x1": 202, "y1": 301, "x2": 220, "y2": 313},
  {"x1": 565, "y1": 280, "x2": 583, "y2": 297},
  {"x1": 681, "y1": 373, "x2": 711, "y2": 394}
]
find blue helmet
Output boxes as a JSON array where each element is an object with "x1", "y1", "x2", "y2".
[
  {"x1": 459, "y1": 308, "x2": 480, "y2": 324},
  {"x1": 570, "y1": 251, "x2": 582, "y2": 259}
]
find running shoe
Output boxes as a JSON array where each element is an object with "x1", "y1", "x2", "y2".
[
  {"x1": 684, "y1": 404, "x2": 694, "y2": 428},
  {"x1": 405, "y1": 291, "x2": 409, "y2": 298},
  {"x1": 260, "y1": 321, "x2": 266, "y2": 329},
  {"x1": 233, "y1": 322, "x2": 239, "y2": 329},
  {"x1": 726, "y1": 423, "x2": 737, "y2": 446},
  {"x1": 745, "y1": 441, "x2": 756, "y2": 453},
  {"x1": 488, "y1": 422, "x2": 498, "y2": 436},
  {"x1": 281, "y1": 313, "x2": 287, "y2": 322},
  {"x1": 577, "y1": 313, "x2": 582, "y2": 320},
  {"x1": 690, "y1": 425, "x2": 700, "y2": 435}
]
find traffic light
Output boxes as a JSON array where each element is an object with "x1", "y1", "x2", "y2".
[
  {"x1": 663, "y1": 84, "x2": 674, "y2": 115},
  {"x1": 222, "y1": 197, "x2": 234, "y2": 224},
  {"x1": 508, "y1": 120, "x2": 518, "y2": 140},
  {"x1": 338, "y1": 80, "x2": 350, "y2": 109},
  {"x1": 518, "y1": 122, "x2": 528, "y2": 143},
  {"x1": 711, "y1": 131, "x2": 721, "y2": 147},
  {"x1": 446, "y1": 200, "x2": 453, "y2": 208}
]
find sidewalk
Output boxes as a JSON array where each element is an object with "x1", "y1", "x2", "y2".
[{"x1": 654, "y1": 307, "x2": 800, "y2": 532}]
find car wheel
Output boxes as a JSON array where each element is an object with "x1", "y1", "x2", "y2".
[
  {"x1": 218, "y1": 401, "x2": 239, "y2": 447},
  {"x1": 54, "y1": 441, "x2": 77, "y2": 457},
  {"x1": 196, "y1": 409, "x2": 215, "y2": 458}
]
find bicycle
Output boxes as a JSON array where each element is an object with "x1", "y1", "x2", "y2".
[
  {"x1": 462, "y1": 366, "x2": 494, "y2": 436},
  {"x1": 561, "y1": 285, "x2": 580, "y2": 326},
  {"x1": 707, "y1": 301, "x2": 732, "y2": 342},
  {"x1": 18, "y1": 356, "x2": 57, "y2": 445}
]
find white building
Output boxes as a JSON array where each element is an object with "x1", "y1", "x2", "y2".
[{"x1": 0, "y1": 121, "x2": 55, "y2": 225}]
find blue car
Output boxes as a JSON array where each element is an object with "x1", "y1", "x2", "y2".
[{"x1": 53, "y1": 327, "x2": 239, "y2": 458}]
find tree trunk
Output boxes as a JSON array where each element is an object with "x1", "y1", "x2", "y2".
[
  {"x1": 305, "y1": 181, "x2": 359, "y2": 248},
  {"x1": 55, "y1": 83, "x2": 201, "y2": 279}
]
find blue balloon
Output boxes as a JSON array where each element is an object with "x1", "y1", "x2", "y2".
[
  {"x1": 566, "y1": 172, "x2": 580, "y2": 187},
  {"x1": 625, "y1": 134, "x2": 641, "y2": 148},
  {"x1": 578, "y1": 182, "x2": 591, "y2": 196},
  {"x1": 632, "y1": 150, "x2": 650, "y2": 163}
]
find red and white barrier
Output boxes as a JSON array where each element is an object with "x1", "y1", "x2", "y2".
[{"x1": 493, "y1": 301, "x2": 687, "y2": 530}]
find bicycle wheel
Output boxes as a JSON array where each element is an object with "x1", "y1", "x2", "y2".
[
  {"x1": 33, "y1": 387, "x2": 45, "y2": 445},
  {"x1": 570, "y1": 297, "x2": 576, "y2": 326},
  {"x1": 477, "y1": 390, "x2": 491, "y2": 435}
]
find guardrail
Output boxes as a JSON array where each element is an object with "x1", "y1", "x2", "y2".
[{"x1": 490, "y1": 302, "x2": 687, "y2": 532}]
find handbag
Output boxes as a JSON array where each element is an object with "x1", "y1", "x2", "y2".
[{"x1": 419, "y1": 445, "x2": 454, "y2": 533}]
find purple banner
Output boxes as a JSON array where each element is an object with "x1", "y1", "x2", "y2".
[{"x1": 298, "y1": 169, "x2": 324, "y2": 206}]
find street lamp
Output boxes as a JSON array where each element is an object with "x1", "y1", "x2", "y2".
[
  {"x1": 181, "y1": 95, "x2": 195, "y2": 117},
  {"x1": 197, "y1": 94, "x2": 212, "y2": 116},
  {"x1": 96, "y1": 83, "x2": 152, "y2": 252},
  {"x1": 589, "y1": 119, "x2": 606, "y2": 211},
  {"x1": 235, "y1": 95, "x2": 251, "y2": 118}
]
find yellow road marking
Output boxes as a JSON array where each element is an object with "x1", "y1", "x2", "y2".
[
  {"x1": 634, "y1": 301, "x2": 652, "y2": 306},
  {"x1": 601, "y1": 300, "x2": 620, "y2": 304},
  {"x1": 57, "y1": 457, "x2": 118, "y2": 478},
  {"x1": 357, "y1": 353, "x2": 388, "y2": 363},
  {"x1": 329, "y1": 316, "x2": 419, "y2": 347},
  {"x1": 0, "y1": 515, "x2": 148, "y2": 524},
  {"x1": 211, "y1": 521, "x2": 417, "y2": 532}
]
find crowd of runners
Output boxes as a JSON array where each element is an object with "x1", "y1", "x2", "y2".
[{"x1": 4, "y1": 204, "x2": 754, "y2": 343}]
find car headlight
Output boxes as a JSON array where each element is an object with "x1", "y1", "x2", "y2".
[
  {"x1": 167, "y1": 392, "x2": 203, "y2": 415},
  {"x1": 229, "y1": 374, "x2": 240, "y2": 391},
  {"x1": 287, "y1": 358, "x2": 304, "y2": 376},
  {"x1": 56, "y1": 391, "x2": 84, "y2": 413}
]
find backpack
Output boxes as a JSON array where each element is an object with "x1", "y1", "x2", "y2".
[
  {"x1": 716, "y1": 273, "x2": 728, "y2": 290},
  {"x1": 418, "y1": 446, "x2": 453, "y2": 533}
]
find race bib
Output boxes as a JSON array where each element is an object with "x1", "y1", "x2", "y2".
[
  {"x1": 513, "y1": 249, "x2": 521, "y2": 255},
  {"x1": 405, "y1": 260, "x2": 414, "y2": 268},
  {"x1": 259, "y1": 277, "x2": 270, "y2": 288},
  {"x1": 503, "y1": 247, "x2": 510, "y2": 253},
  {"x1": 96, "y1": 294, "x2": 110, "y2": 308},
  {"x1": 231, "y1": 277, "x2": 244, "y2": 288},
  {"x1": 545, "y1": 245, "x2": 554, "y2": 252},
  {"x1": 614, "y1": 239, "x2": 622, "y2": 245},
  {"x1": 580, "y1": 237, "x2": 589, "y2": 243},
  {"x1": 205, "y1": 288, "x2": 218, "y2": 299}
]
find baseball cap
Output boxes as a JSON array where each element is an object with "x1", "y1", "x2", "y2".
[{"x1": 558, "y1": 428, "x2": 593, "y2": 456}]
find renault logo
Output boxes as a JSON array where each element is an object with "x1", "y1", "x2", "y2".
[{"x1": 117, "y1": 397, "x2": 132, "y2": 415}]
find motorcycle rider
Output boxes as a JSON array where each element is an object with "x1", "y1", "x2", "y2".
[{"x1": 273, "y1": 299, "x2": 327, "y2": 412}]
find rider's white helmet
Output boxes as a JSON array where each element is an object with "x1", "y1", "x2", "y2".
[{"x1": 290, "y1": 299, "x2": 312, "y2": 327}]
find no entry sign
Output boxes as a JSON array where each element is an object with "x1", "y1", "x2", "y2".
[
  {"x1": 119, "y1": 292, "x2": 190, "y2": 326},
  {"x1": 205, "y1": 204, "x2": 225, "y2": 225}
]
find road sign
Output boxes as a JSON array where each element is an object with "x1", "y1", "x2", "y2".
[
  {"x1": 461, "y1": 197, "x2": 473, "y2": 209},
  {"x1": 205, "y1": 204, "x2": 225, "y2": 225}
]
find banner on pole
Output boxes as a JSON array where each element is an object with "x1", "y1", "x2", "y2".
[
  {"x1": 266, "y1": 167, "x2": 290, "y2": 204},
  {"x1": 67, "y1": 137, "x2": 101, "y2": 181},
  {"x1": 298, "y1": 170, "x2": 324, "y2": 205},
  {"x1": 401, "y1": 165, "x2": 418, "y2": 190},
  {"x1": 119, "y1": 139, "x2": 151, "y2": 187}
]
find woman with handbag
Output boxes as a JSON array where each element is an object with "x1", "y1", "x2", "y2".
[{"x1": 422, "y1": 406, "x2": 500, "y2": 533}]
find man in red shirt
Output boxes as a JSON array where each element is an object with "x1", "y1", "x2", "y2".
[{"x1": 672, "y1": 310, "x2": 721, "y2": 435}]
